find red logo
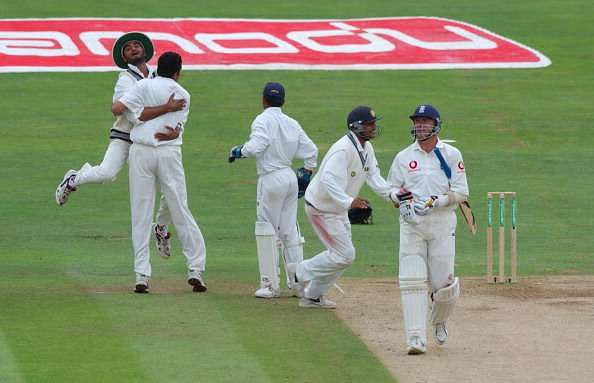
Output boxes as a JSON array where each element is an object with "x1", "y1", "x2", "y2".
[
  {"x1": 0, "y1": 17, "x2": 551, "y2": 72},
  {"x1": 409, "y1": 160, "x2": 418, "y2": 170},
  {"x1": 457, "y1": 161, "x2": 465, "y2": 170}
]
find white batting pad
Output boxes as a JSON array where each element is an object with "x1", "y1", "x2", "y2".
[
  {"x1": 400, "y1": 279, "x2": 428, "y2": 343},
  {"x1": 399, "y1": 254, "x2": 429, "y2": 343},
  {"x1": 430, "y1": 277, "x2": 460, "y2": 324},
  {"x1": 255, "y1": 221, "x2": 280, "y2": 292}
]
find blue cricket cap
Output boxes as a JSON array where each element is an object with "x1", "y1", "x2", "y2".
[{"x1": 262, "y1": 82, "x2": 285, "y2": 105}]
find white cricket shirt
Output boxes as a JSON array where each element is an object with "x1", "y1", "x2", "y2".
[
  {"x1": 241, "y1": 107, "x2": 318, "y2": 175},
  {"x1": 111, "y1": 64, "x2": 155, "y2": 134},
  {"x1": 119, "y1": 76, "x2": 190, "y2": 147},
  {"x1": 305, "y1": 131, "x2": 395, "y2": 214},
  {"x1": 387, "y1": 139, "x2": 469, "y2": 211}
]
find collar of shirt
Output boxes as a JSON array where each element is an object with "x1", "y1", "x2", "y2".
[
  {"x1": 127, "y1": 63, "x2": 155, "y2": 79},
  {"x1": 263, "y1": 106, "x2": 282, "y2": 115},
  {"x1": 347, "y1": 131, "x2": 368, "y2": 166},
  {"x1": 412, "y1": 138, "x2": 445, "y2": 152}
]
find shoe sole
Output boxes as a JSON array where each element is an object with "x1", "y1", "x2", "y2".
[
  {"x1": 56, "y1": 170, "x2": 77, "y2": 206},
  {"x1": 134, "y1": 284, "x2": 149, "y2": 294},
  {"x1": 407, "y1": 347, "x2": 426, "y2": 355},
  {"x1": 188, "y1": 278, "x2": 207, "y2": 293},
  {"x1": 298, "y1": 301, "x2": 336, "y2": 309},
  {"x1": 152, "y1": 224, "x2": 171, "y2": 259}
]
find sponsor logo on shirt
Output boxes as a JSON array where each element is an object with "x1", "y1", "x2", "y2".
[
  {"x1": 408, "y1": 160, "x2": 419, "y2": 171},
  {"x1": 457, "y1": 161, "x2": 465, "y2": 171},
  {"x1": 0, "y1": 17, "x2": 551, "y2": 72}
]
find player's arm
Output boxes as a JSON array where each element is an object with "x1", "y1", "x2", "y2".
[
  {"x1": 365, "y1": 149, "x2": 399, "y2": 203},
  {"x1": 229, "y1": 118, "x2": 269, "y2": 162},
  {"x1": 241, "y1": 118, "x2": 271, "y2": 157},
  {"x1": 319, "y1": 150, "x2": 354, "y2": 209},
  {"x1": 295, "y1": 125, "x2": 318, "y2": 170},
  {"x1": 139, "y1": 93, "x2": 186, "y2": 121}
]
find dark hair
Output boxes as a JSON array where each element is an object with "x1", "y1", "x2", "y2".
[
  {"x1": 264, "y1": 96, "x2": 284, "y2": 107},
  {"x1": 157, "y1": 51, "x2": 182, "y2": 78}
]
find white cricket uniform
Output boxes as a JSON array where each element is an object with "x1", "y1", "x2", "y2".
[
  {"x1": 241, "y1": 107, "x2": 318, "y2": 281},
  {"x1": 74, "y1": 64, "x2": 151, "y2": 185},
  {"x1": 70, "y1": 64, "x2": 170, "y2": 225},
  {"x1": 119, "y1": 76, "x2": 206, "y2": 276},
  {"x1": 388, "y1": 138, "x2": 468, "y2": 345},
  {"x1": 298, "y1": 131, "x2": 396, "y2": 299},
  {"x1": 388, "y1": 139, "x2": 468, "y2": 290}
]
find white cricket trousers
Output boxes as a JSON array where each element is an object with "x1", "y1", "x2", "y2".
[
  {"x1": 297, "y1": 203, "x2": 355, "y2": 299},
  {"x1": 256, "y1": 168, "x2": 302, "y2": 262},
  {"x1": 75, "y1": 139, "x2": 170, "y2": 226},
  {"x1": 76, "y1": 139, "x2": 130, "y2": 185},
  {"x1": 398, "y1": 210, "x2": 457, "y2": 291},
  {"x1": 128, "y1": 144, "x2": 206, "y2": 276}
]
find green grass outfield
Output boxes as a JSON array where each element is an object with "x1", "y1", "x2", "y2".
[{"x1": 1, "y1": 1, "x2": 593, "y2": 382}]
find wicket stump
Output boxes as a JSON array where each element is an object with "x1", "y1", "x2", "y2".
[{"x1": 486, "y1": 192, "x2": 518, "y2": 283}]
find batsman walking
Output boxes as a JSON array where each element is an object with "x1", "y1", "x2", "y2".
[{"x1": 388, "y1": 104, "x2": 469, "y2": 354}]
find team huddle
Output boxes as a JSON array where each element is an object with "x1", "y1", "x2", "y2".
[{"x1": 55, "y1": 32, "x2": 469, "y2": 355}]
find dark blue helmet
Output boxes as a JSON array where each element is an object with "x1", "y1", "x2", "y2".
[
  {"x1": 409, "y1": 104, "x2": 441, "y2": 124},
  {"x1": 347, "y1": 106, "x2": 381, "y2": 141},
  {"x1": 409, "y1": 104, "x2": 442, "y2": 140}
]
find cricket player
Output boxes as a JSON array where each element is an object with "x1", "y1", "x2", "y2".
[
  {"x1": 112, "y1": 51, "x2": 207, "y2": 294},
  {"x1": 55, "y1": 32, "x2": 182, "y2": 258},
  {"x1": 288, "y1": 106, "x2": 399, "y2": 309},
  {"x1": 388, "y1": 104, "x2": 469, "y2": 354},
  {"x1": 228, "y1": 82, "x2": 318, "y2": 299}
]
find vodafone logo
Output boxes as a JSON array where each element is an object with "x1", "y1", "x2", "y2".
[
  {"x1": 0, "y1": 17, "x2": 551, "y2": 73},
  {"x1": 457, "y1": 161, "x2": 465, "y2": 171},
  {"x1": 409, "y1": 160, "x2": 418, "y2": 170}
]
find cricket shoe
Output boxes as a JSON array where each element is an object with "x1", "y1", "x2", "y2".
[
  {"x1": 152, "y1": 223, "x2": 171, "y2": 259},
  {"x1": 187, "y1": 269, "x2": 207, "y2": 293},
  {"x1": 254, "y1": 285, "x2": 280, "y2": 299},
  {"x1": 134, "y1": 273, "x2": 150, "y2": 294},
  {"x1": 433, "y1": 321, "x2": 448, "y2": 345},
  {"x1": 55, "y1": 169, "x2": 78, "y2": 206},
  {"x1": 298, "y1": 296, "x2": 336, "y2": 309},
  {"x1": 407, "y1": 336, "x2": 427, "y2": 355}
]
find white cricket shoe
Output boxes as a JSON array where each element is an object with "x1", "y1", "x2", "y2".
[
  {"x1": 134, "y1": 273, "x2": 150, "y2": 294},
  {"x1": 55, "y1": 169, "x2": 78, "y2": 206},
  {"x1": 407, "y1": 336, "x2": 427, "y2": 355},
  {"x1": 298, "y1": 296, "x2": 336, "y2": 309},
  {"x1": 187, "y1": 269, "x2": 207, "y2": 293},
  {"x1": 152, "y1": 223, "x2": 171, "y2": 259},
  {"x1": 434, "y1": 321, "x2": 448, "y2": 345},
  {"x1": 254, "y1": 285, "x2": 280, "y2": 299}
]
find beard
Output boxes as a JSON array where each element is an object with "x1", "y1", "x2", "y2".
[{"x1": 127, "y1": 55, "x2": 146, "y2": 66}]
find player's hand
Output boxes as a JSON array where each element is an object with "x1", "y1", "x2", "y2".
[
  {"x1": 351, "y1": 197, "x2": 369, "y2": 209},
  {"x1": 228, "y1": 145, "x2": 245, "y2": 163},
  {"x1": 165, "y1": 93, "x2": 186, "y2": 112},
  {"x1": 154, "y1": 125, "x2": 181, "y2": 141},
  {"x1": 413, "y1": 199, "x2": 433, "y2": 216},
  {"x1": 396, "y1": 191, "x2": 418, "y2": 224}
]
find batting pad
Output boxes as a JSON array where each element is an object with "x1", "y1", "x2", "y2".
[
  {"x1": 255, "y1": 221, "x2": 280, "y2": 292},
  {"x1": 430, "y1": 277, "x2": 460, "y2": 324},
  {"x1": 399, "y1": 279, "x2": 428, "y2": 343}
]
